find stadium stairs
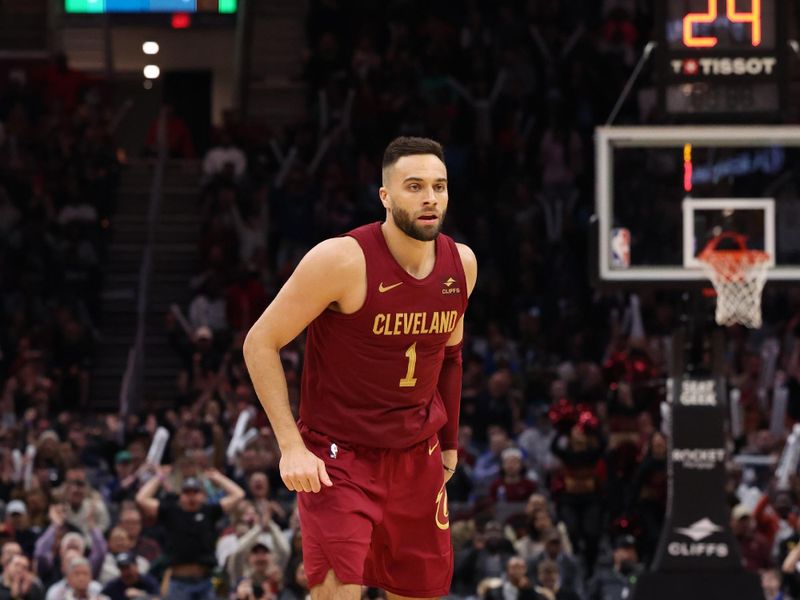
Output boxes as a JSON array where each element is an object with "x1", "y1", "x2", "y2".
[{"x1": 91, "y1": 160, "x2": 201, "y2": 411}]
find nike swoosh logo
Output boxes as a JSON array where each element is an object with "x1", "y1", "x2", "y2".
[
  {"x1": 428, "y1": 441, "x2": 439, "y2": 455},
  {"x1": 378, "y1": 282, "x2": 403, "y2": 293}
]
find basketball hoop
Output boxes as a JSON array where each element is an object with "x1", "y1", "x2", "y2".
[{"x1": 697, "y1": 232, "x2": 769, "y2": 329}]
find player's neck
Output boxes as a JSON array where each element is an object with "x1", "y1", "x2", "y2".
[{"x1": 380, "y1": 221, "x2": 436, "y2": 280}]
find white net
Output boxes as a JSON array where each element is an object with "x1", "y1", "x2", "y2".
[{"x1": 698, "y1": 248, "x2": 770, "y2": 329}]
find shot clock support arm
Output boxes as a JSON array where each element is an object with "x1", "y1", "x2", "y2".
[{"x1": 606, "y1": 41, "x2": 657, "y2": 127}]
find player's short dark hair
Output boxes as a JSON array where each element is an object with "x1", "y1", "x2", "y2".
[{"x1": 382, "y1": 136, "x2": 444, "y2": 172}]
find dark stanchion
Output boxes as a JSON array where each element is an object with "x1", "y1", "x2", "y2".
[{"x1": 632, "y1": 292, "x2": 764, "y2": 600}]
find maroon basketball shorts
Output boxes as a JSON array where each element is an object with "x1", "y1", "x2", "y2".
[{"x1": 297, "y1": 422, "x2": 453, "y2": 597}]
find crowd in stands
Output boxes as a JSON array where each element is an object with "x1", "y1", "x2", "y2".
[{"x1": 1, "y1": 1, "x2": 800, "y2": 600}]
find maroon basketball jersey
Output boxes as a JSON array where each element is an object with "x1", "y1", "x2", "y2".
[{"x1": 299, "y1": 222, "x2": 468, "y2": 449}]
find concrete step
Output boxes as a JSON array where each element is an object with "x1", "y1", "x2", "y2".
[
  {"x1": 113, "y1": 214, "x2": 202, "y2": 226},
  {"x1": 100, "y1": 288, "x2": 137, "y2": 302},
  {"x1": 154, "y1": 229, "x2": 199, "y2": 244},
  {"x1": 110, "y1": 229, "x2": 148, "y2": 245}
]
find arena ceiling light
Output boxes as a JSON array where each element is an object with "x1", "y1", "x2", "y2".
[
  {"x1": 142, "y1": 41, "x2": 159, "y2": 55},
  {"x1": 143, "y1": 65, "x2": 160, "y2": 79}
]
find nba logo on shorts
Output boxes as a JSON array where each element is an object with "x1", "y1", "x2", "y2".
[{"x1": 610, "y1": 228, "x2": 630, "y2": 268}]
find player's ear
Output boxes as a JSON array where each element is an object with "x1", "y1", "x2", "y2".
[{"x1": 379, "y1": 187, "x2": 390, "y2": 210}]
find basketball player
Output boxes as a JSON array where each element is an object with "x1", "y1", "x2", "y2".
[{"x1": 243, "y1": 136, "x2": 477, "y2": 599}]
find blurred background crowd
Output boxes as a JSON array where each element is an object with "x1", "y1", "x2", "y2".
[{"x1": 1, "y1": 1, "x2": 800, "y2": 599}]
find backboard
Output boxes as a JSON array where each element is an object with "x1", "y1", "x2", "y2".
[{"x1": 595, "y1": 126, "x2": 800, "y2": 285}]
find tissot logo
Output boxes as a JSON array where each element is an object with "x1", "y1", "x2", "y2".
[
  {"x1": 675, "y1": 518, "x2": 722, "y2": 542},
  {"x1": 671, "y1": 57, "x2": 777, "y2": 77}
]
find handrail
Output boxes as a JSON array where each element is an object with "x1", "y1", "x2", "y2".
[{"x1": 118, "y1": 116, "x2": 166, "y2": 416}]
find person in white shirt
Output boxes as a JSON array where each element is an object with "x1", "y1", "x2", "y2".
[
  {"x1": 202, "y1": 132, "x2": 246, "y2": 183},
  {"x1": 46, "y1": 556, "x2": 107, "y2": 600}
]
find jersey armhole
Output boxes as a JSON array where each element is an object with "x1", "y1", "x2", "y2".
[
  {"x1": 449, "y1": 238, "x2": 469, "y2": 313},
  {"x1": 325, "y1": 232, "x2": 372, "y2": 320}
]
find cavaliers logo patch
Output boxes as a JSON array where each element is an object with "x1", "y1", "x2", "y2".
[{"x1": 435, "y1": 482, "x2": 449, "y2": 530}]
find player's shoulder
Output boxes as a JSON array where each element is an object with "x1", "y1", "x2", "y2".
[
  {"x1": 455, "y1": 242, "x2": 477, "y2": 267},
  {"x1": 299, "y1": 236, "x2": 365, "y2": 277},
  {"x1": 453, "y1": 242, "x2": 477, "y2": 295}
]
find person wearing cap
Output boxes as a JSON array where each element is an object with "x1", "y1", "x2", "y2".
[
  {"x1": 100, "y1": 553, "x2": 159, "y2": 600},
  {"x1": 224, "y1": 507, "x2": 290, "y2": 585},
  {"x1": 586, "y1": 535, "x2": 641, "y2": 600},
  {"x1": 732, "y1": 503, "x2": 771, "y2": 571},
  {"x1": 488, "y1": 447, "x2": 538, "y2": 504},
  {"x1": 135, "y1": 465, "x2": 244, "y2": 599},
  {"x1": 528, "y1": 529, "x2": 581, "y2": 598},
  {"x1": 103, "y1": 452, "x2": 141, "y2": 505},
  {"x1": 5, "y1": 501, "x2": 37, "y2": 559}
]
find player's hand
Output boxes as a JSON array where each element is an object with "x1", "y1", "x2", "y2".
[
  {"x1": 442, "y1": 449, "x2": 457, "y2": 483},
  {"x1": 279, "y1": 444, "x2": 332, "y2": 493}
]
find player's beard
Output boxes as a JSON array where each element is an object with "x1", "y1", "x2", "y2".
[{"x1": 390, "y1": 202, "x2": 446, "y2": 242}]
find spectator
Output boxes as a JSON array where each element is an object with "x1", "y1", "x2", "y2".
[
  {"x1": 135, "y1": 467, "x2": 244, "y2": 599},
  {"x1": 454, "y1": 521, "x2": 516, "y2": 595},
  {"x1": 202, "y1": 131, "x2": 247, "y2": 184},
  {"x1": 6, "y1": 500, "x2": 38, "y2": 558},
  {"x1": 0, "y1": 541, "x2": 22, "y2": 573},
  {"x1": 473, "y1": 428, "x2": 514, "y2": 491},
  {"x1": 115, "y1": 508, "x2": 160, "y2": 564},
  {"x1": 535, "y1": 559, "x2": 580, "y2": 600},
  {"x1": 529, "y1": 530, "x2": 581, "y2": 598},
  {"x1": 760, "y1": 567, "x2": 783, "y2": 600},
  {"x1": 550, "y1": 424, "x2": 606, "y2": 573},
  {"x1": 586, "y1": 535, "x2": 642, "y2": 600},
  {"x1": 245, "y1": 473, "x2": 285, "y2": 525},
  {"x1": 276, "y1": 560, "x2": 308, "y2": 600},
  {"x1": 486, "y1": 555, "x2": 546, "y2": 600},
  {"x1": 145, "y1": 104, "x2": 195, "y2": 158},
  {"x1": 57, "y1": 467, "x2": 110, "y2": 536},
  {"x1": 223, "y1": 505, "x2": 290, "y2": 582},
  {"x1": 44, "y1": 556, "x2": 106, "y2": 600},
  {"x1": 34, "y1": 506, "x2": 106, "y2": 587},
  {"x1": 514, "y1": 508, "x2": 568, "y2": 565},
  {"x1": 0, "y1": 554, "x2": 44, "y2": 600},
  {"x1": 733, "y1": 504, "x2": 772, "y2": 571},
  {"x1": 489, "y1": 448, "x2": 538, "y2": 504},
  {"x1": 228, "y1": 538, "x2": 274, "y2": 595},
  {"x1": 98, "y1": 527, "x2": 149, "y2": 585},
  {"x1": 102, "y1": 452, "x2": 142, "y2": 505},
  {"x1": 628, "y1": 431, "x2": 667, "y2": 563},
  {"x1": 99, "y1": 553, "x2": 159, "y2": 600}
]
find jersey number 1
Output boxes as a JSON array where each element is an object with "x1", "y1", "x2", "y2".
[{"x1": 399, "y1": 342, "x2": 418, "y2": 387}]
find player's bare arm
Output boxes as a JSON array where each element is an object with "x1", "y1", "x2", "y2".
[
  {"x1": 243, "y1": 237, "x2": 366, "y2": 493},
  {"x1": 440, "y1": 243, "x2": 478, "y2": 480}
]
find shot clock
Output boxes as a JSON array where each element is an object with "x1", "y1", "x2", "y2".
[{"x1": 657, "y1": 0, "x2": 786, "y2": 120}]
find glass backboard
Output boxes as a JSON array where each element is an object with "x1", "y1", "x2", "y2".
[{"x1": 595, "y1": 126, "x2": 800, "y2": 284}]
